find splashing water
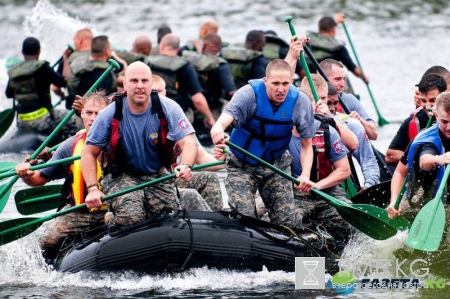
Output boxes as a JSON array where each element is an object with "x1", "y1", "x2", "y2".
[{"x1": 23, "y1": 0, "x2": 92, "y2": 64}]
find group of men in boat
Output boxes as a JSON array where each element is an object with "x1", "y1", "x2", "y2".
[{"x1": 7, "y1": 13, "x2": 450, "y2": 262}]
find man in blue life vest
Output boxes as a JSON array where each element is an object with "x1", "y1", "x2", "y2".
[
  {"x1": 82, "y1": 61, "x2": 198, "y2": 227},
  {"x1": 386, "y1": 72, "x2": 448, "y2": 166},
  {"x1": 15, "y1": 91, "x2": 109, "y2": 261},
  {"x1": 210, "y1": 54, "x2": 313, "y2": 230},
  {"x1": 388, "y1": 92, "x2": 450, "y2": 222}
]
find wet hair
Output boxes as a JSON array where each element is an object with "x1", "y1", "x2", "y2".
[
  {"x1": 22, "y1": 37, "x2": 40, "y2": 55},
  {"x1": 416, "y1": 74, "x2": 447, "y2": 93},
  {"x1": 300, "y1": 74, "x2": 327, "y2": 93},
  {"x1": 423, "y1": 65, "x2": 450, "y2": 87},
  {"x1": 266, "y1": 59, "x2": 292, "y2": 77},
  {"x1": 91, "y1": 35, "x2": 110, "y2": 54},
  {"x1": 436, "y1": 92, "x2": 450, "y2": 113},
  {"x1": 84, "y1": 90, "x2": 110, "y2": 106},
  {"x1": 319, "y1": 16, "x2": 337, "y2": 32},
  {"x1": 327, "y1": 82, "x2": 338, "y2": 95},
  {"x1": 157, "y1": 25, "x2": 172, "y2": 44},
  {"x1": 319, "y1": 58, "x2": 344, "y2": 75}
]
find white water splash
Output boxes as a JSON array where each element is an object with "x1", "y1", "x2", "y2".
[{"x1": 23, "y1": 0, "x2": 92, "y2": 64}]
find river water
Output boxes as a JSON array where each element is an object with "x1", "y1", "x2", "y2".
[{"x1": 0, "y1": 0, "x2": 449, "y2": 298}]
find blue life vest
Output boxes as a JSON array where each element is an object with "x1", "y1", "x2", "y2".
[
  {"x1": 230, "y1": 79, "x2": 298, "y2": 164},
  {"x1": 407, "y1": 124, "x2": 445, "y2": 197}
]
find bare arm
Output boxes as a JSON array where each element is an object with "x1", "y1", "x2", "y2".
[
  {"x1": 82, "y1": 144, "x2": 104, "y2": 209},
  {"x1": 196, "y1": 145, "x2": 226, "y2": 171},
  {"x1": 349, "y1": 111, "x2": 378, "y2": 140},
  {"x1": 387, "y1": 161, "x2": 408, "y2": 219},
  {"x1": 191, "y1": 92, "x2": 215, "y2": 126},
  {"x1": 385, "y1": 148, "x2": 404, "y2": 165},
  {"x1": 315, "y1": 157, "x2": 350, "y2": 190},
  {"x1": 15, "y1": 163, "x2": 49, "y2": 187},
  {"x1": 335, "y1": 121, "x2": 358, "y2": 152},
  {"x1": 210, "y1": 113, "x2": 234, "y2": 144},
  {"x1": 419, "y1": 152, "x2": 450, "y2": 171},
  {"x1": 352, "y1": 66, "x2": 369, "y2": 84},
  {"x1": 176, "y1": 133, "x2": 197, "y2": 181},
  {"x1": 299, "y1": 137, "x2": 313, "y2": 180}
]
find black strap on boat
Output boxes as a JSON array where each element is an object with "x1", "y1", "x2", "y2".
[{"x1": 174, "y1": 208, "x2": 194, "y2": 272}]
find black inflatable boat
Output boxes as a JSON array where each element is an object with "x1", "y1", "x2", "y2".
[{"x1": 54, "y1": 209, "x2": 337, "y2": 273}]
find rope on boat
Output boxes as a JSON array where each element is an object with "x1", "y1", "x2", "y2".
[{"x1": 174, "y1": 208, "x2": 195, "y2": 272}]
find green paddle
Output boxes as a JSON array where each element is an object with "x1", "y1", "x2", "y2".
[
  {"x1": 0, "y1": 161, "x2": 224, "y2": 246},
  {"x1": 284, "y1": 16, "x2": 358, "y2": 199},
  {"x1": 341, "y1": 22, "x2": 389, "y2": 127},
  {"x1": 15, "y1": 184, "x2": 63, "y2": 215},
  {"x1": 0, "y1": 59, "x2": 120, "y2": 213},
  {"x1": 226, "y1": 141, "x2": 405, "y2": 240},
  {"x1": 0, "y1": 108, "x2": 15, "y2": 138},
  {"x1": 406, "y1": 165, "x2": 449, "y2": 252}
]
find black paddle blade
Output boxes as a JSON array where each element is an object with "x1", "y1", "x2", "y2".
[
  {"x1": 15, "y1": 185, "x2": 62, "y2": 215},
  {"x1": 350, "y1": 180, "x2": 391, "y2": 207},
  {"x1": 0, "y1": 218, "x2": 41, "y2": 246}
]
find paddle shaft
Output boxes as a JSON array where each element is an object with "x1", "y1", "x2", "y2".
[
  {"x1": 0, "y1": 60, "x2": 120, "y2": 205},
  {"x1": 0, "y1": 161, "x2": 224, "y2": 242},
  {"x1": 285, "y1": 16, "x2": 366, "y2": 191},
  {"x1": 30, "y1": 59, "x2": 120, "y2": 161},
  {"x1": 0, "y1": 155, "x2": 80, "y2": 180},
  {"x1": 226, "y1": 141, "x2": 351, "y2": 207},
  {"x1": 410, "y1": 165, "x2": 450, "y2": 249},
  {"x1": 341, "y1": 22, "x2": 388, "y2": 126}
]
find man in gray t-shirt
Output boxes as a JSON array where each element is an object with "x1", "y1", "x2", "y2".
[
  {"x1": 210, "y1": 59, "x2": 314, "y2": 230},
  {"x1": 83, "y1": 62, "x2": 198, "y2": 227}
]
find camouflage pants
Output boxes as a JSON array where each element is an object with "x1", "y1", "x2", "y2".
[
  {"x1": 101, "y1": 167, "x2": 177, "y2": 226},
  {"x1": 178, "y1": 188, "x2": 212, "y2": 211},
  {"x1": 175, "y1": 171, "x2": 223, "y2": 211},
  {"x1": 18, "y1": 109, "x2": 79, "y2": 137},
  {"x1": 225, "y1": 151, "x2": 303, "y2": 229},
  {"x1": 39, "y1": 204, "x2": 105, "y2": 259},
  {"x1": 294, "y1": 185, "x2": 352, "y2": 253}
]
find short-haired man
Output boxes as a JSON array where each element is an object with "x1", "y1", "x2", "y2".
[
  {"x1": 5, "y1": 37, "x2": 72, "y2": 137},
  {"x1": 83, "y1": 62, "x2": 197, "y2": 227},
  {"x1": 147, "y1": 33, "x2": 215, "y2": 127},
  {"x1": 211, "y1": 57, "x2": 313, "y2": 230},
  {"x1": 386, "y1": 74, "x2": 447, "y2": 165},
  {"x1": 15, "y1": 91, "x2": 109, "y2": 261},
  {"x1": 388, "y1": 92, "x2": 450, "y2": 222},
  {"x1": 306, "y1": 13, "x2": 368, "y2": 84}
]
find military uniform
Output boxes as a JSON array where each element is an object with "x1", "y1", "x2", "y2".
[
  {"x1": 6, "y1": 60, "x2": 76, "y2": 135},
  {"x1": 175, "y1": 171, "x2": 223, "y2": 211},
  {"x1": 221, "y1": 47, "x2": 267, "y2": 89}
]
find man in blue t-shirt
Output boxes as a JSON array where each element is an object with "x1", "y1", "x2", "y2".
[
  {"x1": 83, "y1": 61, "x2": 197, "y2": 227},
  {"x1": 210, "y1": 57, "x2": 314, "y2": 230}
]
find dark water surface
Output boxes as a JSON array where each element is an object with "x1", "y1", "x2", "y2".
[{"x1": 0, "y1": 0, "x2": 449, "y2": 298}]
